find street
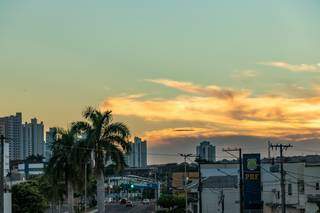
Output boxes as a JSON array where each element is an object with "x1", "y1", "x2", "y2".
[{"x1": 105, "y1": 203, "x2": 155, "y2": 213}]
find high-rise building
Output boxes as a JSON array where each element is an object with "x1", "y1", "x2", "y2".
[
  {"x1": 196, "y1": 141, "x2": 216, "y2": 162},
  {"x1": 126, "y1": 137, "x2": 147, "y2": 168},
  {"x1": 44, "y1": 127, "x2": 57, "y2": 162},
  {"x1": 0, "y1": 113, "x2": 23, "y2": 160},
  {"x1": 21, "y1": 118, "x2": 45, "y2": 159}
]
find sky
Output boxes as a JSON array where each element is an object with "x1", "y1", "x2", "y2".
[{"x1": 1, "y1": 0, "x2": 320, "y2": 164}]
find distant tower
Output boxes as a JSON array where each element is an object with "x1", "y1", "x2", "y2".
[
  {"x1": 0, "y1": 113, "x2": 23, "y2": 160},
  {"x1": 21, "y1": 118, "x2": 45, "y2": 159},
  {"x1": 126, "y1": 137, "x2": 147, "y2": 168},
  {"x1": 44, "y1": 128, "x2": 57, "y2": 162},
  {"x1": 196, "y1": 141, "x2": 216, "y2": 162}
]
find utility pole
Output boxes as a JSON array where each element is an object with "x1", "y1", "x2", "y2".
[
  {"x1": 219, "y1": 189, "x2": 224, "y2": 213},
  {"x1": 270, "y1": 143, "x2": 292, "y2": 213},
  {"x1": 268, "y1": 141, "x2": 271, "y2": 159},
  {"x1": 154, "y1": 170, "x2": 158, "y2": 212},
  {"x1": 0, "y1": 135, "x2": 7, "y2": 213},
  {"x1": 84, "y1": 163, "x2": 87, "y2": 213},
  {"x1": 0, "y1": 135, "x2": 10, "y2": 213},
  {"x1": 223, "y1": 148, "x2": 243, "y2": 213},
  {"x1": 198, "y1": 162, "x2": 202, "y2": 213},
  {"x1": 179, "y1": 153, "x2": 193, "y2": 213}
]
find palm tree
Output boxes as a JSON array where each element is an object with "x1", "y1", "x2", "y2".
[
  {"x1": 72, "y1": 107, "x2": 131, "y2": 213},
  {"x1": 46, "y1": 128, "x2": 80, "y2": 213},
  {"x1": 25, "y1": 154, "x2": 44, "y2": 163}
]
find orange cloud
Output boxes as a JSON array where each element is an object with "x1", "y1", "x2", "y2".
[
  {"x1": 260, "y1": 61, "x2": 320, "y2": 72},
  {"x1": 231, "y1": 70, "x2": 258, "y2": 79},
  {"x1": 100, "y1": 79, "x2": 320, "y2": 145},
  {"x1": 145, "y1": 79, "x2": 249, "y2": 99}
]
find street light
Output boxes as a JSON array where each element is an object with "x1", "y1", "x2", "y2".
[
  {"x1": 179, "y1": 153, "x2": 193, "y2": 213},
  {"x1": 0, "y1": 135, "x2": 12, "y2": 213}
]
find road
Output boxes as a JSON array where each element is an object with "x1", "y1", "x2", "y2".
[{"x1": 105, "y1": 203, "x2": 155, "y2": 213}]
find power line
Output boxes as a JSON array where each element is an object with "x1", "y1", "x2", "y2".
[
  {"x1": 270, "y1": 143, "x2": 293, "y2": 213},
  {"x1": 178, "y1": 153, "x2": 195, "y2": 213},
  {"x1": 0, "y1": 135, "x2": 5, "y2": 213},
  {"x1": 285, "y1": 170, "x2": 320, "y2": 179},
  {"x1": 222, "y1": 147, "x2": 243, "y2": 213}
]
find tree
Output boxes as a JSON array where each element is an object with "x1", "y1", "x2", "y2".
[
  {"x1": 25, "y1": 154, "x2": 44, "y2": 163},
  {"x1": 12, "y1": 181, "x2": 48, "y2": 213},
  {"x1": 46, "y1": 128, "x2": 81, "y2": 213},
  {"x1": 158, "y1": 194, "x2": 185, "y2": 212},
  {"x1": 72, "y1": 107, "x2": 131, "y2": 213}
]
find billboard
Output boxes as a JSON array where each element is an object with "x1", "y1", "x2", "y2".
[{"x1": 243, "y1": 154, "x2": 263, "y2": 211}]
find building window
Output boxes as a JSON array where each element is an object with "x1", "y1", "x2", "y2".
[
  {"x1": 298, "y1": 180, "x2": 305, "y2": 194},
  {"x1": 316, "y1": 183, "x2": 319, "y2": 190},
  {"x1": 288, "y1": 184, "x2": 292, "y2": 196}
]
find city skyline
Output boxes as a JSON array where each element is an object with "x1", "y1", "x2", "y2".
[{"x1": 1, "y1": 0, "x2": 320, "y2": 164}]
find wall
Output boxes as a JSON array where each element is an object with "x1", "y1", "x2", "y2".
[{"x1": 202, "y1": 188, "x2": 239, "y2": 213}]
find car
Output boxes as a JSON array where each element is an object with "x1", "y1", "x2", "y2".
[
  {"x1": 142, "y1": 199, "x2": 150, "y2": 205},
  {"x1": 120, "y1": 198, "x2": 127, "y2": 205},
  {"x1": 105, "y1": 197, "x2": 113, "y2": 204},
  {"x1": 126, "y1": 201, "x2": 133, "y2": 207}
]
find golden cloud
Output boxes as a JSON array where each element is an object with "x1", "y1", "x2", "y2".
[
  {"x1": 100, "y1": 79, "x2": 320, "y2": 145},
  {"x1": 145, "y1": 79, "x2": 249, "y2": 99},
  {"x1": 260, "y1": 61, "x2": 320, "y2": 72},
  {"x1": 231, "y1": 70, "x2": 258, "y2": 79}
]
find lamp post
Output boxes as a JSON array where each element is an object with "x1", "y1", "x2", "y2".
[
  {"x1": 0, "y1": 135, "x2": 10, "y2": 213},
  {"x1": 0, "y1": 135, "x2": 4, "y2": 213},
  {"x1": 179, "y1": 153, "x2": 193, "y2": 213},
  {"x1": 84, "y1": 163, "x2": 87, "y2": 213}
]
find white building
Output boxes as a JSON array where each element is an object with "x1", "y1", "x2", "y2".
[
  {"x1": 0, "y1": 113, "x2": 23, "y2": 160},
  {"x1": 21, "y1": 118, "x2": 45, "y2": 159},
  {"x1": 196, "y1": 141, "x2": 216, "y2": 162},
  {"x1": 126, "y1": 137, "x2": 147, "y2": 168},
  {"x1": 197, "y1": 163, "x2": 240, "y2": 213},
  {"x1": 190, "y1": 157, "x2": 320, "y2": 213},
  {"x1": 18, "y1": 163, "x2": 45, "y2": 177},
  {"x1": 262, "y1": 161, "x2": 320, "y2": 213}
]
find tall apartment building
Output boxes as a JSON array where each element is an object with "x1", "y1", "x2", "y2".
[
  {"x1": 44, "y1": 127, "x2": 57, "y2": 162},
  {"x1": 0, "y1": 113, "x2": 23, "y2": 160},
  {"x1": 196, "y1": 141, "x2": 216, "y2": 162},
  {"x1": 126, "y1": 137, "x2": 147, "y2": 168},
  {"x1": 21, "y1": 118, "x2": 45, "y2": 159}
]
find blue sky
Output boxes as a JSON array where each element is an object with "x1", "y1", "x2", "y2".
[{"x1": 1, "y1": 0, "x2": 320, "y2": 163}]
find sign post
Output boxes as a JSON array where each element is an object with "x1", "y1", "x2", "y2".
[{"x1": 243, "y1": 154, "x2": 263, "y2": 212}]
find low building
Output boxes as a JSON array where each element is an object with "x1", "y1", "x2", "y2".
[
  {"x1": 262, "y1": 161, "x2": 320, "y2": 213},
  {"x1": 106, "y1": 175, "x2": 160, "y2": 201},
  {"x1": 172, "y1": 171, "x2": 199, "y2": 194},
  {"x1": 18, "y1": 162, "x2": 45, "y2": 178},
  {"x1": 188, "y1": 155, "x2": 320, "y2": 213}
]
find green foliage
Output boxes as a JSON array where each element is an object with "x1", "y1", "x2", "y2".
[
  {"x1": 25, "y1": 154, "x2": 44, "y2": 163},
  {"x1": 72, "y1": 107, "x2": 131, "y2": 211},
  {"x1": 157, "y1": 194, "x2": 185, "y2": 212},
  {"x1": 12, "y1": 181, "x2": 48, "y2": 213},
  {"x1": 72, "y1": 107, "x2": 131, "y2": 174},
  {"x1": 38, "y1": 175, "x2": 65, "y2": 204},
  {"x1": 39, "y1": 107, "x2": 131, "y2": 212},
  {"x1": 143, "y1": 189, "x2": 155, "y2": 199}
]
